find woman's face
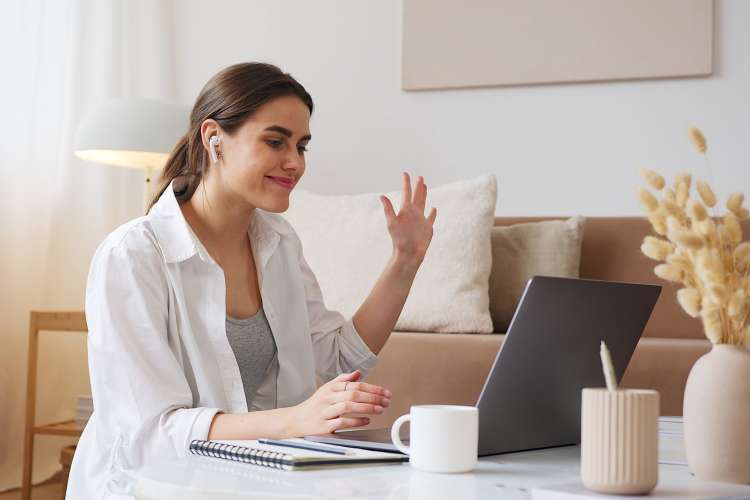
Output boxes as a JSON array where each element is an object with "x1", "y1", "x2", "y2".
[{"x1": 212, "y1": 95, "x2": 311, "y2": 213}]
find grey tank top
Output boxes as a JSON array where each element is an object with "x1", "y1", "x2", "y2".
[{"x1": 225, "y1": 307, "x2": 278, "y2": 409}]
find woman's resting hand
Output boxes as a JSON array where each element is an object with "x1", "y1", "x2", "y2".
[{"x1": 287, "y1": 370, "x2": 392, "y2": 436}]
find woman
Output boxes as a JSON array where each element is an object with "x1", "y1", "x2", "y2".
[{"x1": 67, "y1": 62, "x2": 437, "y2": 498}]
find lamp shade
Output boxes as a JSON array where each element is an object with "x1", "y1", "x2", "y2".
[{"x1": 73, "y1": 99, "x2": 189, "y2": 170}]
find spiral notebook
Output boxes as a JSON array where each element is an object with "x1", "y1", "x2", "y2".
[{"x1": 189, "y1": 438, "x2": 408, "y2": 471}]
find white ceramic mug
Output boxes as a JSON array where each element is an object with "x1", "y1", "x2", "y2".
[{"x1": 391, "y1": 405, "x2": 478, "y2": 473}]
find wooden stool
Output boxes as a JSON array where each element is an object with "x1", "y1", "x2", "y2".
[{"x1": 59, "y1": 445, "x2": 76, "y2": 499}]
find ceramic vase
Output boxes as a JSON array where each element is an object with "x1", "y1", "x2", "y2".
[{"x1": 683, "y1": 344, "x2": 750, "y2": 484}]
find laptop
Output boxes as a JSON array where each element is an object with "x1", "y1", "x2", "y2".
[{"x1": 305, "y1": 276, "x2": 661, "y2": 456}]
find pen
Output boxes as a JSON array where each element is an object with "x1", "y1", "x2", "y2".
[{"x1": 258, "y1": 438, "x2": 354, "y2": 456}]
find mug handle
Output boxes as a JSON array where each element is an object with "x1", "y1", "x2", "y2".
[{"x1": 391, "y1": 414, "x2": 411, "y2": 455}]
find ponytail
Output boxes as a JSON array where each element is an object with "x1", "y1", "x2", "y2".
[{"x1": 146, "y1": 129, "x2": 206, "y2": 213}]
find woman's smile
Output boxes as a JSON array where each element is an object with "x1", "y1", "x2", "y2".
[{"x1": 265, "y1": 175, "x2": 294, "y2": 190}]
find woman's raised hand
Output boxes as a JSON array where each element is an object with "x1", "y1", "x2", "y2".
[
  {"x1": 287, "y1": 370, "x2": 392, "y2": 436},
  {"x1": 380, "y1": 172, "x2": 438, "y2": 266}
]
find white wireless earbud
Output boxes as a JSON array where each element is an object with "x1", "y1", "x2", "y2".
[{"x1": 209, "y1": 135, "x2": 221, "y2": 163}]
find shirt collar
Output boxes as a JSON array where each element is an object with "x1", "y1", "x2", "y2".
[{"x1": 149, "y1": 177, "x2": 290, "y2": 265}]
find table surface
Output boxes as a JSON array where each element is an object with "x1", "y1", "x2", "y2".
[{"x1": 134, "y1": 420, "x2": 750, "y2": 500}]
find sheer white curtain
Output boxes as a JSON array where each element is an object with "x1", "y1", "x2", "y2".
[{"x1": 0, "y1": 0, "x2": 177, "y2": 490}]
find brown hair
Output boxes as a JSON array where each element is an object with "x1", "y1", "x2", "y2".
[{"x1": 147, "y1": 62, "x2": 313, "y2": 213}]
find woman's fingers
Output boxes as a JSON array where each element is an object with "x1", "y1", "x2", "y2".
[
  {"x1": 398, "y1": 172, "x2": 430, "y2": 214},
  {"x1": 322, "y1": 401, "x2": 384, "y2": 420},
  {"x1": 331, "y1": 389, "x2": 390, "y2": 407},
  {"x1": 331, "y1": 370, "x2": 360, "y2": 384},
  {"x1": 312, "y1": 372, "x2": 391, "y2": 433},
  {"x1": 333, "y1": 380, "x2": 392, "y2": 397},
  {"x1": 401, "y1": 172, "x2": 412, "y2": 211},
  {"x1": 427, "y1": 207, "x2": 437, "y2": 226},
  {"x1": 380, "y1": 195, "x2": 396, "y2": 223},
  {"x1": 326, "y1": 416, "x2": 371, "y2": 433},
  {"x1": 414, "y1": 176, "x2": 427, "y2": 211}
]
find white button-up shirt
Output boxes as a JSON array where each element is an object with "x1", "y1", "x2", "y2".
[{"x1": 67, "y1": 180, "x2": 378, "y2": 499}]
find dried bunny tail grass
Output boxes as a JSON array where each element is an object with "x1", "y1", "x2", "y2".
[
  {"x1": 707, "y1": 283, "x2": 729, "y2": 304},
  {"x1": 697, "y1": 276, "x2": 726, "y2": 304},
  {"x1": 695, "y1": 219, "x2": 718, "y2": 247},
  {"x1": 663, "y1": 189, "x2": 690, "y2": 227},
  {"x1": 696, "y1": 249, "x2": 725, "y2": 279},
  {"x1": 696, "y1": 180, "x2": 717, "y2": 208},
  {"x1": 728, "y1": 289, "x2": 748, "y2": 321},
  {"x1": 726, "y1": 194, "x2": 749, "y2": 220},
  {"x1": 738, "y1": 242, "x2": 750, "y2": 260},
  {"x1": 667, "y1": 228, "x2": 704, "y2": 250},
  {"x1": 676, "y1": 182, "x2": 690, "y2": 208},
  {"x1": 698, "y1": 250, "x2": 726, "y2": 281},
  {"x1": 661, "y1": 199, "x2": 684, "y2": 220},
  {"x1": 667, "y1": 251, "x2": 697, "y2": 286},
  {"x1": 647, "y1": 211, "x2": 668, "y2": 236},
  {"x1": 701, "y1": 309, "x2": 723, "y2": 344},
  {"x1": 677, "y1": 288, "x2": 702, "y2": 318},
  {"x1": 674, "y1": 172, "x2": 692, "y2": 191},
  {"x1": 717, "y1": 224, "x2": 734, "y2": 249},
  {"x1": 734, "y1": 242, "x2": 750, "y2": 272},
  {"x1": 666, "y1": 215, "x2": 683, "y2": 232},
  {"x1": 640, "y1": 168, "x2": 666, "y2": 190},
  {"x1": 724, "y1": 213, "x2": 742, "y2": 245},
  {"x1": 667, "y1": 250, "x2": 692, "y2": 271},
  {"x1": 689, "y1": 126, "x2": 708, "y2": 154},
  {"x1": 700, "y1": 271, "x2": 726, "y2": 292},
  {"x1": 637, "y1": 187, "x2": 659, "y2": 212},
  {"x1": 641, "y1": 236, "x2": 675, "y2": 261},
  {"x1": 721, "y1": 248, "x2": 735, "y2": 275},
  {"x1": 727, "y1": 192, "x2": 745, "y2": 213},
  {"x1": 654, "y1": 263, "x2": 683, "y2": 282},
  {"x1": 701, "y1": 291, "x2": 719, "y2": 310},
  {"x1": 687, "y1": 198, "x2": 708, "y2": 222}
]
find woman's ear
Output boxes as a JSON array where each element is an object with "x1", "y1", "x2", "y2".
[{"x1": 200, "y1": 119, "x2": 221, "y2": 157}]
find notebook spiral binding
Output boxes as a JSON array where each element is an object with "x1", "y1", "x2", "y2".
[{"x1": 189, "y1": 440, "x2": 293, "y2": 470}]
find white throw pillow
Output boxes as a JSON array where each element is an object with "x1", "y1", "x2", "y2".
[{"x1": 283, "y1": 174, "x2": 497, "y2": 333}]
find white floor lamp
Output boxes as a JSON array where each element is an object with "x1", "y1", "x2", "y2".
[{"x1": 73, "y1": 99, "x2": 189, "y2": 212}]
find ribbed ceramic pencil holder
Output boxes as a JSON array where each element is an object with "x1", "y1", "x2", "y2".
[{"x1": 581, "y1": 388, "x2": 659, "y2": 495}]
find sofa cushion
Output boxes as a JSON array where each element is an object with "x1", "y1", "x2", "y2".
[
  {"x1": 489, "y1": 216, "x2": 585, "y2": 332},
  {"x1": 284, "y1": 174, "x2": 497, "y2": 333}
]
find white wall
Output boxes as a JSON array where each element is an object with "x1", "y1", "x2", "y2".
[{"x1": 172, "y1": 0, "x2": 749, "y2": 216}]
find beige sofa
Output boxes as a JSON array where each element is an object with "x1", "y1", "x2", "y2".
[{"x1": 363, "y1": 216, "x2": 738, "y2": 429}]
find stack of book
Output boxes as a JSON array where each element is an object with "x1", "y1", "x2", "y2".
[
  {"x1": 75, "y1": 394, "x2": 93, "y2": 427},
  {"x1": 657, "y1": 416, "x2": 687, "y2": 466}
]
